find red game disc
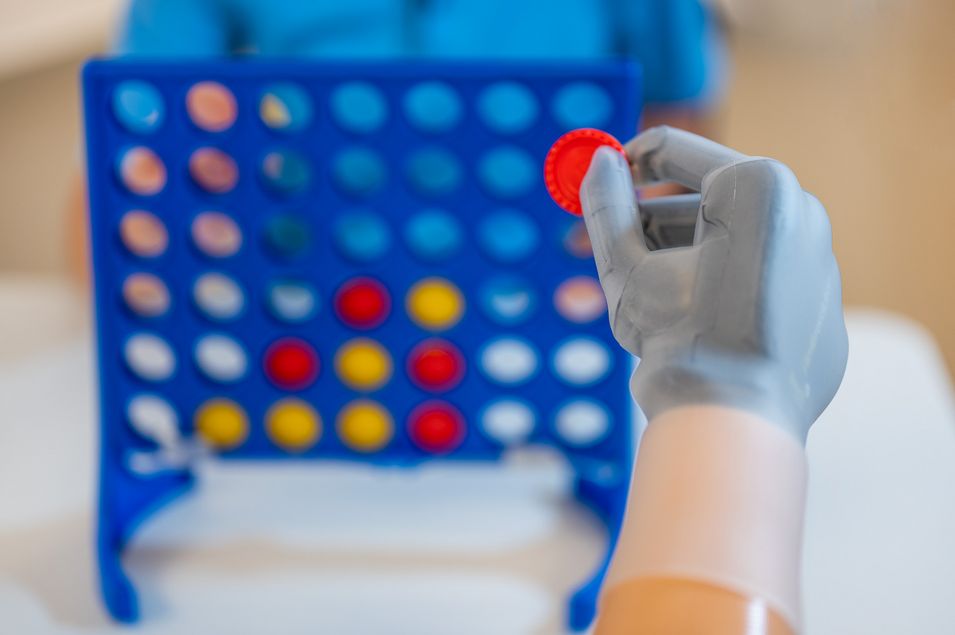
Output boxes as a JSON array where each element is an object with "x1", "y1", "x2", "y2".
[
  {"x1": 544, "y1": 128, "x2": 626, "y2": 216},
  {"x1": 334, "y1": 277, "x2": 391, "y2": 329},
  {"x1": 264, "y1": 338, "x2": 319, "y2": 390},
  {"x1": 408, "y1": 401, "x2": 465, "y2": 453},
  {"x1": 408, "y1": 339, "x2": 465, "y2": 392}
]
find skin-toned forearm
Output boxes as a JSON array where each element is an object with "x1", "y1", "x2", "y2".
[{"x1": 594, "y1": 405, "x2": 807, "y2": 635}]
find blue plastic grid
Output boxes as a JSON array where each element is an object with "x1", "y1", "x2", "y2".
[{"x1": 83, "y1": 59, "x2": 641, "y2": 631}]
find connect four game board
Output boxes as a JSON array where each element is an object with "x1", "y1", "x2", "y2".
[{"x1": 83, "y1": 60, "x2": 640, "y2": 631}]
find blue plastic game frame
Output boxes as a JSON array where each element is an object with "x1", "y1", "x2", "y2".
[{"x1": 83, "y1": 58, "x2": 641, "y2": 632}]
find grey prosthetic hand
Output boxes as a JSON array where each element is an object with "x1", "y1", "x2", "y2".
[{"x1": 580, "y1": 126, "x2": 848, "y2": 441}]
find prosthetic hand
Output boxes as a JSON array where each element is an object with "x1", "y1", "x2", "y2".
[{"x1": 582, "y1": 127, "x2": 848, "y2": 634}]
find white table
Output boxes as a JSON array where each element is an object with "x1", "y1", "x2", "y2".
[{"x1": 1, "y1": 277, "x2": 954, "y2": 634}]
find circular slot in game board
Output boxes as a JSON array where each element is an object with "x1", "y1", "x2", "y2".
[
  {"x1": 193, "y1": 272, "x2": 246, "y2": 322},
  {"x1": 191, "y1": 211, "x2": 243, "y2": 258},
  {"x1": 267, "y1": 279, "x2": 318, "y2": 324},
  {"x1": 330, "y1": 82, "x2": 388, "y2": 134},
  {"x1": 127, "y1": 394, "x2": 179, "y2": 447},
  {"x1": 554, "y1": 399, "x2": 611, "y2": 447},
  {"x1": 334, "y1": 277, "x2": 391, "y2": 329},
  {"x1": 405, "y1": 148, "x2": 462, "y2": 197},
  {"x1": 194, "y1": 333, "x2": 248, "y2": 384},
  {"x1": 266, "y1": 398, "x2": 322, "y2": 452},
  {"x1": 264, "y1": 213, "x2": 312, "y2": 260},
  {"x1": 481, "y1": 398, "x2": 536, "y2": 446},
  {"x1": 562, "y1": 219, "x2": 593, "y2": 258},
  {"x1": 332, "y1": 147, "x2": 386, "y2": 197},
  {"x1": 186, "y1": 81, "x2": 238, "y2": 133},
  {"x1": 122, "y1": 273, "x2": 171, "y2": 318},
  {"x1": 408, "y1": 401, "x2": 465, "y2": 454},
  {"x1": 479, "y1": 337, "x2": 539, "y2": 386},
  {"x1": 112, "y1": 80, "x2": 165, "y2": 134},
  {"x1": 477, "y1": 210, "x2": 540, "y2": 263},
  {"x1": 407, "y1": 339, "x2": 465, "y2": 392},
  {"x1": 552, "y1": 82, "x2": 612, "y2": 130},
  {"x1": 260, "y1": 83, "x2": 313, "y2": 132},
  {"x1": 189, "y1": 147, "x2": 239, "y2": 194},
  {"x1": 406, "y1": 278, "x2": 464, "y2": 331},
  {"x1": 119, "y1": 210, "x2": 168, "y2": 258},
  {"x1": 124, "y1": 332, "x2": 176, "y2": 382},
  {"x1": 479, "y1": 276, "x2": 537, "y2": 326},
  {"x1": 194, "y1": 398, "x2": 248, "y2": 449},
  {"x1": 477, "y1": 146, "x2": 536, "y2": 199},
  {"x1": 477, "y1": 82, "x2": 538, "y2": 135},
  {"x1": 403, "y1": 82, "x2": 462, "y2": 134},
  {"x1": 118, "y1": 147, "x2": 166, "y2": 196},
  {"x1": 334, "y1": 211, "x2": 391, "y2": 263},
  {"x1": 552, "y1": 337, "x2": 612, "y2": 386},
  {"x1": 337, "y1": 399, "x2": 394, "y2": 453},
  {"x1": 261, "y1": 149, "x2": 312, "y2": 195},
  {"x1": 263, "y1": 338, "x2": 320, "y2": 391},
  {"x1": 554, "y1": 276, "x2": 606, "y2": 324},
  {"x1": 335, "y1": 338, "x2": 393, "y2": 391},
  {"x1": 404, "y1": 210, "x2": 462, "y2": 262}
]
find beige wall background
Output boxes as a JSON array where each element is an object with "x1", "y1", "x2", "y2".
[{"x1": 0, "y1": 0, "x2": 953, "y2": 372}]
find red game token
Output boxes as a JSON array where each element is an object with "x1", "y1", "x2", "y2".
[
  {"x1": 264, "y1": 338, "x2": 319, "y2": 390},
  {"x1": 408, "y1": 401, "x2": 465, "y2": 453},
  {"x1": 544, "y1": 128, "x2": 626, "y2": 216},
  {"x1": 408, "y1": 339, "x2": 465, "y2": 392},
  {"x1": 334, "y1": 277, "x2": 391, "y2": 329}
]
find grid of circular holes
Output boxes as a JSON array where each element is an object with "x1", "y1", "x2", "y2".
[
  {"x1": 479, "y1": 337, "x2": 539, "y2": 386},
  {"x1": 477, "y1": 82, "x2": 538, "y2": 134},
  {"x1": 189, "y1": 147, "x2": 239, "y2": 194},
  {"x1": 554, "y1": 399, "x2": 611, "y2": 447},
  {"x1": 481, "y1": 399, "x2": 536, "y2": 446},
  {"x1": 403, "y1": 82, "x2": 462, "y2": 134},
  {"x1": 122, "y1": 273, "x2": 171, "y2": 318},
  {"x1": 193, "y1": 272, "x2": 245, "y2": 322},
  {"x1": 404, "y1": 210, "x2": 462, "y2": 262},
  {"x1": 330, "y1": 82, "x2": 388, "y2": 134},
  {"x1": 267, "y1": 279, "x2": 318, "y2": 324},
  {"x1": 552, "y1": 337, "x2": 612, "y2": 387},
  {"x1": 194, "y1": 333, "x2": 248, "y2": 384},
  {"x1": 478, "y1": 276, "x2": 537, "y2": 326},
  {"x1": 259, "y1": 83, "x2": 313, "y2": 132},
  {"x1": 124, "y1": 333, "x2": 176, "y2": 382},
  {"x1": 117, "y1": 147, "x2": 166, "y2": 196},
  {"x1": 112, "y1": 80, "x2": 165, "y2": 134},
  {"x1": 119, "y1": 210, "x2": 168, "y2": 258},
  {"x1": 191, "y1": 211, "x2": 242, "y2": 258},
  {"x1": 186, "y1": 81, "x2": 238, "y2": 133},
  {"x1": 554, "y1": 276, "x2": 606, "y2": 324}
]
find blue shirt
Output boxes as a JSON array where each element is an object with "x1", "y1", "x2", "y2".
[{"x1": 115, "y1": 0, "x2": 723, "y2": 105}]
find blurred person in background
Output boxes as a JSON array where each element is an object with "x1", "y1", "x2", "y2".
[{"x1": 113, "y1": 0, "x2": 725, "y2": 132}]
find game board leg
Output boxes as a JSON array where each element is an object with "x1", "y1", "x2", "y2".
[
  {"x1": 97, "y1": 454, "x2": 194, "y2": 622},
  {"x1": 568, "y1": 468, "x2": 632, "y2": 632}
]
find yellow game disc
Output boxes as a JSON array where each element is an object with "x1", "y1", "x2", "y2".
[
  {"x1": 406, "y1": 278, "x2": 464, "y2": 331},
  {"x1": 335, "y1": 338, "x2": 393, "y2": 391},
  {"x1": 194, "y1": 399, "x2": 248, "y2": 449},
  {"x1": 266, "y1": 399, "x2": 321, "y2": 452},
  {"x1": 337, "y1": 400, "x2": 393, "y2": 453}
]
